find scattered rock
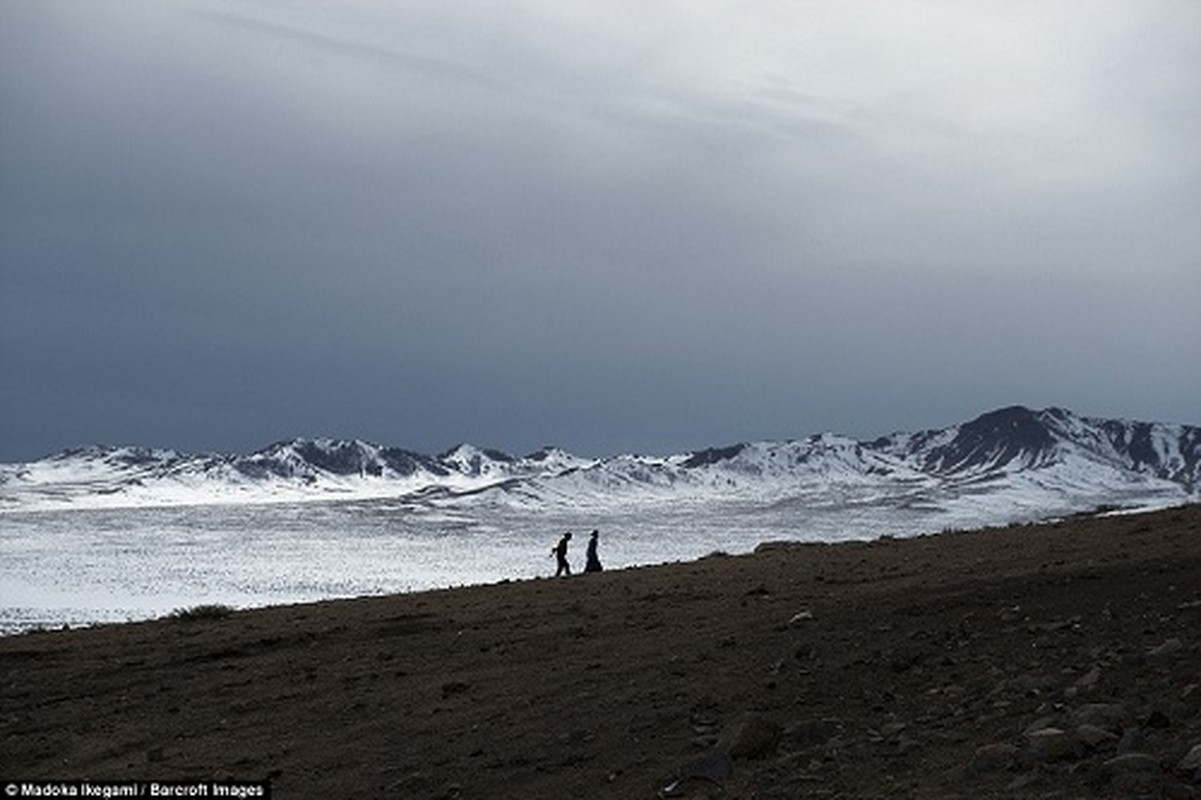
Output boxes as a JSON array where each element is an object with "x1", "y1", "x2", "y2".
[
  {"x1": 1069, "y1": 702, "x2": 1127, "y2": 732},
  {"x1": 1109, "y1": 773, "x2": 1187, "y2": 799},
  {"x1": 1147, "y1": 638, "x2": 1184, "y2": 659},
  {"x1": 1145, "y1": 710, "x2": 1170, "y2": 730},
  {"x1": 1101, "y1": 752, "x2": 1161, "y2": 776},
  {"x1": 690, "y1": 711, "x2": 721, "y2": 738},
  {"x1": 1024, "y1": 714, "x2": 1060, "y2": 735},
  {"x1": 788, "y1": 609, "x2": 815, "y2": 625},
  {"x1": 1118, "y1": 726, "x2": 1148, "y2": 755},
  {"x1": 1177, "y1": 744, "x2": 1201, "y2": 776},
  {"x1": 440, "y1": 680, "x2": 471, "y2": 699},
  {"x1": 1072, "y1": 664, "x2": 1102, "y2": 693},
  {"x1": 783, "y1": 718, "x2": 839, "y2": 749},
  {"x1": 1004, "y1": 772, "x2": 1042, "y2": 793},
  {"x1": 724, "y1": 715, "x2": 782, "y2": 759},
  {"x1": 888, "y1": 647, "x2": 928, "y2": 673},
  {"x1": 659, "y1": 748, "x2": 734, "y2": 798},
  {"x1": 969, "y1": 743, "x2": 1019, "y2": 774},
  {"x1": 1028, "y1": 616, "x2": 1082, "y2": 634},
  {"x1": 1074, "y1": 723, "x2": 1119, "y2": 751},
  {"x1": 1008, "y1": 672, "x2": 1059, "y2": 696},
  {"x1": 1025, "y1": 727, "x2": 1075, "y2": 763},
  {"x1": 681, "y1": 747, "x2": 734, "y2": 782}
]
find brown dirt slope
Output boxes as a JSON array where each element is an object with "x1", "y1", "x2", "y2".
[{"x1": 3, "y1": 505, "x2": 1200, "y2": 799}]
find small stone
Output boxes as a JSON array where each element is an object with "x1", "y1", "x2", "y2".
[
  {"x1": 725, "y1": 715, "x2": 782, "y2": 759},
  {"x1": 1118, "y1": 726, "x2": 1147, "y2": 755},
  {"x1": 679, "y1": 747, "x2": 735, "y2": 783},
  {"x1": 789, "y1": 609, "x2": 815, "y2": 625},
  {"x1": 970, "y1": 743, "x2": 1018, "y2": 774},
  {"x1": 440, "y1": 680, "x2": 471, "y2": 699},
  {"x1": 1102, "y1": 752, "x2": 1161, "y2": 775},
  {"x1": 1073, "y1": 664, "x2": 1102, "y2": 692},
  {"x1": 1025, "y1": 727, "x2": 1075, "y2": 762},
  {"x1": 1008, "y1": 672, "x2": 1058, "y2": 695},
  {"x1": 1147, "y1": 638, "x2": 1184, "y2": 659},
  {"x1": 1177, "y1": 744, "x2": 1201, "y2": 775},
  {"x1": 1005, "y1": 773, "x2": 1041, "y2": 793},
  {"x1": 1024, "y1": 715, "x2": 1060, "y2": 734},
  {"x1": 1069, "y1": 702, "x2": 1127, "y2": 732},
  {"x1": 1074, "y1": 724, "x2": 1118, "y2": 751},
  {"x1": 1145, "y1": 707, "x2": 1172, "y2": 729},
  {"x1": 784, "y1": 718, "x2": 839, "y2": 748}
]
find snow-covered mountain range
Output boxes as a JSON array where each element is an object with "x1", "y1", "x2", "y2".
[{"x1": 2, "y1": 406, "x2": 1198, "y2": 521}]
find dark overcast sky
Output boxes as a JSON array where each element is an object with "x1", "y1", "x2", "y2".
[{"x1": 2, "y1": 1, "x2": 1198, "y2": 462}]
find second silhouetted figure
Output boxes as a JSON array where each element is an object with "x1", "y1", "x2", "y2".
[{"x1": 584, "y1": 529, "x2": 603, "y2": 573}]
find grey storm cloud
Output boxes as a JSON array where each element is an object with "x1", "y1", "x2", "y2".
[{"x1": 1, "y1": 0, "x2": 1198, "y2": 461}]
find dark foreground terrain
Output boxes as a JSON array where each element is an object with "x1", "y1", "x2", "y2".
[{"x1": 3, "y1": 505, "x2": 1200, "y2": 799}]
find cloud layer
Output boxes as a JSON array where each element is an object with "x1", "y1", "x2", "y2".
[{"x1": 2, "y1": 1, "x2": 1198, "y2": 460}]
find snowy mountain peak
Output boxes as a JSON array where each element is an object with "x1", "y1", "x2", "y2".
[
  {"x1": 438, "y1": 444, "x2": 518, "y2": 478},
  {"x1": 1, "y1": 406, "x2": 1197, "y2": 514},
  {"x1": 236, "y1": 438, "x2": 442, "y2": 480},
  {"x1": 681, "y1": 443, "x2": 748, "y2": 468},
  {"x1": 921, "y1": 405, "x2": 1058, "y2": 475},
  {"x1": 895, "y1": 406, "x2": 1201, "y2": 490},
  {"x1": 523, "y1": 445, "x2": 573, "y2": 462},
  {"x1": 52, "y1": 444, "x2": 186, "y2": 467},
  {"x1": 518, "y1": 446, "x2": 597, "y2": 474}
]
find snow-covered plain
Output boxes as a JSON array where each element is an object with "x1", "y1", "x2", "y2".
[
  {"x1": 1, "y1": 406, "x2": 1197, "y2": 634},
  {"x1": 0, "y1": 490, "x2": 1074, "y2": 635}
]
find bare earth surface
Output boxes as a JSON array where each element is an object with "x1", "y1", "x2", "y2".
[{"x1": 3, "y1": 505, "x2": 1200, "y2": 799}]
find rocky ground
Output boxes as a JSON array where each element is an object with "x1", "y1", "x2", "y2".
[{"x1": 3, "y1": 504, "x2": 1200, "y2": 799}]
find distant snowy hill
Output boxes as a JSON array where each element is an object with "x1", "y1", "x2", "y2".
[
  {"x1": 0, "y1": 438, "x2": 593, "y2": 510},
  {"x1": 1, "y1": 407, "x2": 1197, "y2": 523}
]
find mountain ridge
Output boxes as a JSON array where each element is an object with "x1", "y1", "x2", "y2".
[{"x1": 1, "y1": 405, "x2": 1197, "y2": 516}]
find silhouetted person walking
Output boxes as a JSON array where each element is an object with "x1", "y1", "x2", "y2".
[
  {"x1": 584, "y1": 529, "x2": 603, "y2": 573},
  {"x1": 552, "y1": 531, "x2": 572, "y2": 577}
]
